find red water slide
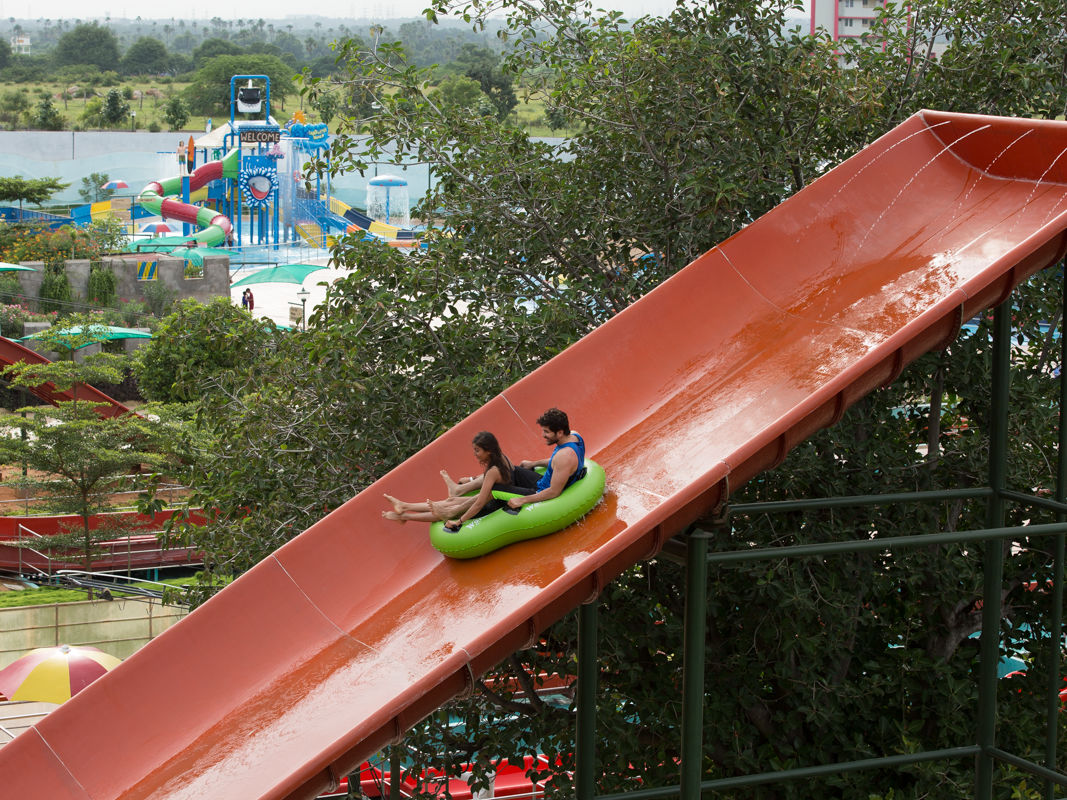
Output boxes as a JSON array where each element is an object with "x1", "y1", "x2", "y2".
[
  {"x1": 0, "y1": 337, "x2": 131, "y2": 417},
  {"x1": 3, "y1": 111, "x2": 1067, "y2": 799}
]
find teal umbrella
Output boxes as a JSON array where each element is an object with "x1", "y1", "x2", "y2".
[
  {"x1": 0, "y1": 261, "x2": 36, "y2": 272},
  {"x1": 20, "y1": 326, "x2": 152, "y2": 349},
  {"x1": 231, "y1": 264, "x2": 327, "y2": 287}
]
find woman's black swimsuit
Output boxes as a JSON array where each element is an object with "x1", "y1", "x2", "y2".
[{"x1": 473, "y1": 464, "x2": 539, "y2": 518}]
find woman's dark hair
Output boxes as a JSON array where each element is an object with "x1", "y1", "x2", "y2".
[{"x1": 472, "y1": 431, "x2": 512, "y2": 483}]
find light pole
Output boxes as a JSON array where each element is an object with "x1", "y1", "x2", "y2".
[{"x1": 297, "y1": 287, "x2": 309, "y2": 331}]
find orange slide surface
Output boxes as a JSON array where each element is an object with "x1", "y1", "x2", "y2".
[
  {"x1": 4, "y1": 110, "x2": 1067, "y2": 799},
  {"x1": 0, "y1": 336, "x2": 131, "y2": 418}
]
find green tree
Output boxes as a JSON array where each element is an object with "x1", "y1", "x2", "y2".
[
  {"x1": 0, "y1": 37, "x2": 12, "y2": 71},
  {"x1": 162, "y1": 96, "x2": 189, "y2": 131},
  {"x1": 192, "y1": 37, "x2": 243, "y2": 67},
  {"x1": 86, "y1": 262, "x2": 117, "y2": 306},
  {"x1": 121, "y1": 36, "x2": 168, "y2": 76},
  {"x1": 0, "y1": 176, "x2": 69, "y2": 219},
  {"x1": 452, "y1": 44, "x2": 517, "y2": 120},
  {"x1": 53, "y1": 23, "x2": 121, "y2": 71},
  {"x1": 37, "y1": 262, "x2": 72, "y2": 312},
  {"x1": 183, "y1": 54, "x2": 297, "y2": 115},
  {"x1": 100, "y1": 88, "x2": 131, "y2": 128},
  {"x1": 31, "y1": 96, "x2": 63, "y2": 130},
  {"x1": 0, "y1": 88, "x2": 31, "y2": 129},
  {"x1": 0, "y1": 323, "x2": 177, "y2": 591},
  {"x1": 78, "y1": 172, "x2": 114, "y2": 204},
  {"x1": 431, "y1": 74, "x2": 486, "y2": 112},
  {"x1": 133, "y1": 297, "x2": 279, "y2": 403},
  {"x1": 84, "y1": 217, "x2": 128, "y2": 253},
  {"x1": 308, "y1": 86, "x2": 341, "y2": 125}
]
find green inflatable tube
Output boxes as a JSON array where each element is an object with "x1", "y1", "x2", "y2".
[{"x1": 430, "y1": 460, "x2": 606, "y2": 559}]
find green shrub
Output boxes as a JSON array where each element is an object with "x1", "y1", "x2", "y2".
[
  {"x1": 0, "y1": 274, "x2": 22, "y2": 304},
  {"x1": 117, "y1": 299, "x2": 150, "y2": 327},
  {"x1": 38, "y1": 264, "x2": 71, "y2": 313},
  {"x1": 142, "y1": 281, "x2": 176, "y2": 318},
  {"x1": 87, "y1": 262, "x2": 117, "y2": 306}
]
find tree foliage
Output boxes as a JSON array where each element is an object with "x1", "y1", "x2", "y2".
[
  {"x1": 183, "y1": 54, "x2": 297, "y2": 114},
  {"x1": 0, "y1": 176, "x2": 68, "y2": 218},
  {"x1": 0, "y1": 319, "x2": 180, "y2": 586},
  {"x1": 100, "y1": 88, "x2": 132, "y2": 128},
  {"x1": 133, "y1": 297, "x2": 279, "y2": 403},
  {"x1": 162, "y1": 96, "x2": 190, "y2": 131},
  {"x1": 78, "y1": 172, "x2": 114, "y2": 204},
  {"x1": 31, "y1": 96, "x2": 64, "y2": 131},
  {"x1": 178, "y1": 0, "x2": 1067, "y2": 796},
  {"x1": 121, "y1": 37, "x2": 169, "y2": 76},
  {"x1": 53, "y1": 24, "x2": 121, "y2": 71}
]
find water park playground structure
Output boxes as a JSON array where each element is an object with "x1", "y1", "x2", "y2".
[
  {"x1": 7, "y1": 110, "x2": 1067, "y2": 800},
  {"x1": 5, "y1": 74, "x2": 421, "y2": 265},
  {"x1": 127, "y1": 74, "x2": 419, "y2": 263}
]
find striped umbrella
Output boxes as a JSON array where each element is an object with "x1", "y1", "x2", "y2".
[
  {"x1": 0, "y1": 645, "x2": 121, "y2": 703},
  {"x1": 141, "y1": 221, "x2": 176, "y2": 234},
  {"x1": 100, "y1": 180, "x2": 129, "y2": 190}
]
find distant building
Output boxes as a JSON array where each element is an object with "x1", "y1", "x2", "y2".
[
  {"x1": 10, "y1": 36, "x2": 30, "y2": 55},
  {"x1": 809, "y1": 0, "x2": 947, "y2": 60}
]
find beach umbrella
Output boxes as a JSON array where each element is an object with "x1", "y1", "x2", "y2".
[
  {"x1": 20, "y1": 325, "x2": 152, "y2": 349},
  {"x1": 141, "y1": 221, "x2": 176, "y2": 234},
  {"x1": 100, "y1": 180, "x2": 129, "y2": 190},
  {"x1": 231, "y1": 263, "x2": 327, "y2": 288},
  {"x1": 0, "y1": 645, "x2": 121, "y2": 703},
  {"x1": 0, "y1": 262, "x2": 36, "y2": 272}
]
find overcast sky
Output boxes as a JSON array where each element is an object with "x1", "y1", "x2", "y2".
[{"x1": 0, "y1": 0, "x2": 691, "y2": 23}]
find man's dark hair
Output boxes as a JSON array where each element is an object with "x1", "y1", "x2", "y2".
[{"x1": 537, "y1": 407, "x2": 570, "y2": 435}]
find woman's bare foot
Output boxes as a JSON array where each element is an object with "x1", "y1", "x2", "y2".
[
  {"x1": 441, "y1": 470, "x2": 463, "y2": 497},
  {"x1": 384, "y1": 494, "x2": 407, "y2": 514},
  {"x1": 382, "y1": 510, "x2": 406, "y2": 523}
]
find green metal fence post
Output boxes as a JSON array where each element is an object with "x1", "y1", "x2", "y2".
[
  {"x1": 1046, "y1": 261, "x2": 1067, "y2": 800},
  {"x1": 389, "y1": 746, "x2": 401, "y2": 799},
  {"x1": 977, "y1": 301, "x2": 1011, "y2": 799},
  {"x1": 681, "y1": 528, "x2": 711, "y2": 800},
  {"x1": 577, "y1": 597, "x2": 599, "y2": 800}
]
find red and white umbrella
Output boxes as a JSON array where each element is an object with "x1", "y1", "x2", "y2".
[
  {"x1": 141, "y1": 221, "x2": 176, "y2": 234},
  {"x1": 100, "y1": 179, "x2": 129, "y2": 190},
  {"x1": 0, "y1": 645, "x2": 121, "y2": 704}
]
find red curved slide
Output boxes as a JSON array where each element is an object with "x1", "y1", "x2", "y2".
[
  {"x1": 3, "y1": 111, "x2": 1067, "y2": 799},
  {"x1": 0, "y1": 337, "x2": 131, "y2": 418}
]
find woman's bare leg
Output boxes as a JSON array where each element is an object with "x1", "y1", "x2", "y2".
[
  {"x1": 383, "y1": 494, "x2": 475, "y2": 523},
  {"x1": 442, "y1": 471, "x2": 484, "y2": 497},
  {"x1": 384, "y1": 494, "x2": 434, "y2": 514},
  {"x1": 383, "y1": 509, "x2": 439, "y2": 523},
  {"x1": 429, "y1": 496, "x2": 476, "y2": 519},
  {"x1": 441, "y1": 470, "x2": 463, "y2": 496}
]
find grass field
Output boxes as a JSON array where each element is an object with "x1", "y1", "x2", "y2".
[{"x1": 0, "y1": 80, "x2": 573, "y2": 136}]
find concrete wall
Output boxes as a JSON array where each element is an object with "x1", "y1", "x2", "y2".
[
  {"x1": 14, "y1": 254, "x2": 228, "y2": 305},
  {"x1": 12, "y1": 254, "x2": 229, "y2": 360},
  {"x1": 0, "y1": 598, "x2": 187, "y2": 669}
]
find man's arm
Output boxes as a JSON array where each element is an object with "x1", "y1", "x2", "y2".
[
  {"x1": 519, "y1": 457, "x2": 550, "y2": 469},
  {"x1": 508, "y1": 449, "x2": 579, "y2": 509}
]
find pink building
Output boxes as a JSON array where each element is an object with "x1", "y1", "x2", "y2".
[{"x1": 808, "y1": 0, "x2": 947, "y2": 59}]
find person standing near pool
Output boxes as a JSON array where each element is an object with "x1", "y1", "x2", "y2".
[{"x1": 507, "y1": 408, "x2": 586, "y2": 510}]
